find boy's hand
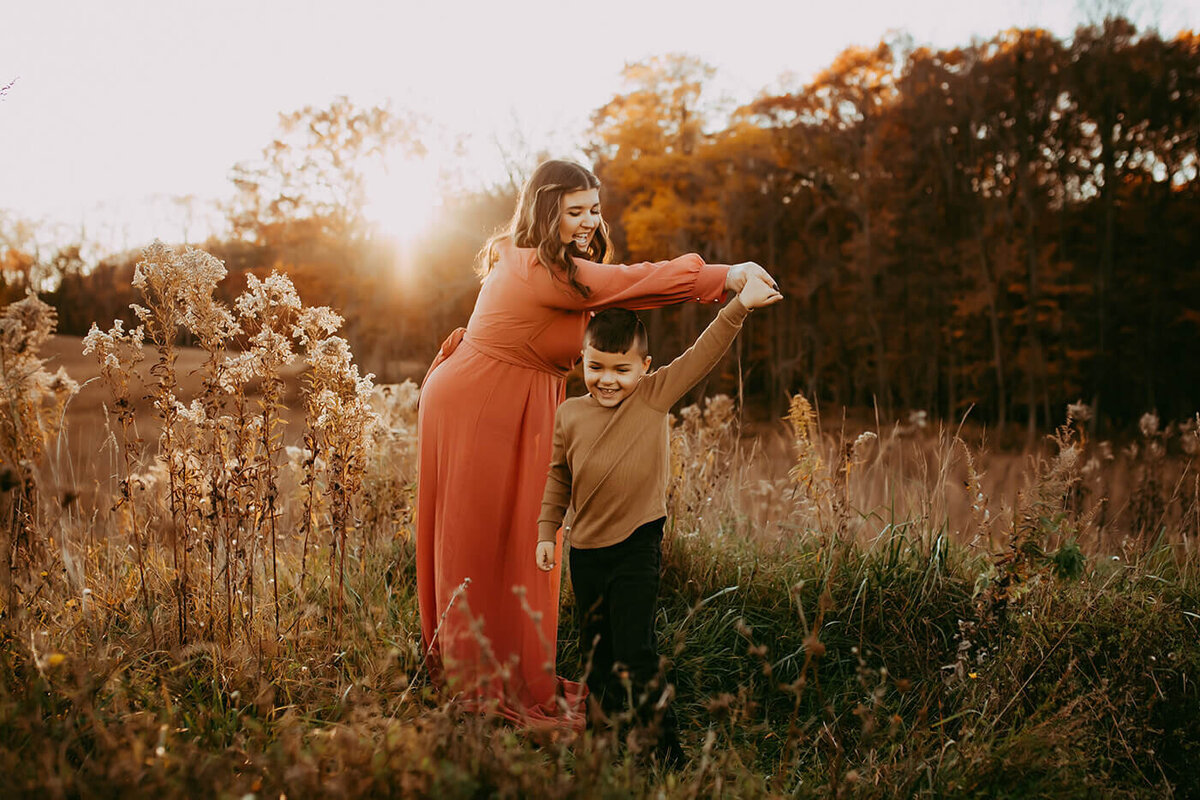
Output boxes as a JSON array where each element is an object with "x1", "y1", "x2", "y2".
[
  {"x1": 738, "y1": 274, "x2": 783, "y2": 309},
  {"x1": 535, "y1": 541, "x2": 556, "y2": 571}
]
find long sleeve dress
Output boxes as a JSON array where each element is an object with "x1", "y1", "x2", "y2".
[{"x1": 416, "y1": 238, "x2": 729, "y2": 727}]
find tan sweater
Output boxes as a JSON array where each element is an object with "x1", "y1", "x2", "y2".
[{"x1": 538, "y1": 298, "x2": 750, "y2": 549}]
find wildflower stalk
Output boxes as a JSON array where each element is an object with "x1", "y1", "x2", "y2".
[
  {"x1": 0, "y1": 294, "x2": 78, "y2": 585},
  {"x1": 226, "y1": 390, "x2": 254, "y2": 641},
  {"x1": 131, "y1": 241, "x2": 193, "y2": 644},
  {"x1": 259, "y1": 398, "x2": 283, "y2": 637},
  {"x1": 182, "y1": 250, "x2": 239, "y2": 642},
  {"x1": 326, "y1": 371, "x2": 377, "y2": 639},
  {"x1": 231, "y1": 271, "x2": 300, "y2": 644},
  {"x1": 296, "y1": 430, "x2": 320, "y2": 596},
  {"x1": 193, "y1": 370, "x2": 230, "y2": 642},
  {"x1": 82, "y1": 320, "x2": 158, "y2": 650},
  {"x1": 291, "y1": 306, "x2": 379, "y2": 639}
]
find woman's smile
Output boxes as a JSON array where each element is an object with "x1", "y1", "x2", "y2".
[{"x1": 559, "y1": 187, "x2": 602, "y2": 252}]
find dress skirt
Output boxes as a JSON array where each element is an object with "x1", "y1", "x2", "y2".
[{"x1": 417, "y1": 336, "x2": 584, "y2": 726}]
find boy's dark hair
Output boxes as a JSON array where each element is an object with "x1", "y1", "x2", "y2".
[{"x1": 584, "y1": 308, "x2": 648, "y2": 356}]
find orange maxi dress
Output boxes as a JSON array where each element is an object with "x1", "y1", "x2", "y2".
[{"x1": 416, "y1": 239, "x2": 730, "y2": 727}]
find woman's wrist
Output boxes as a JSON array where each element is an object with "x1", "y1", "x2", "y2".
[{"x1": 724, "y1": 264, "x2": 744, "y2": 291}]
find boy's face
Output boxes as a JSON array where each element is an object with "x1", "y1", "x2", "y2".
[{"x1": 582, "y1": 344, "x2": 651, "y2": 408}]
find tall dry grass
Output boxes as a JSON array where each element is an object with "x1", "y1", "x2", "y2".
[{"x1": 0, "y1": 242, "x2": 1197, "y2": 798}]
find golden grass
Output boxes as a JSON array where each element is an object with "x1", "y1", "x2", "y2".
[{"x1": 0, "y1": 242, "x2": 1197, "y2": 797}]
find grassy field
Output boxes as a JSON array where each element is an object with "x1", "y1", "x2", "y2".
[{"x1": 2, "y1": 246, "x2": 1198, "y2": 798}]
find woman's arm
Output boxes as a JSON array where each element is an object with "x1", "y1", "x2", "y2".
[
  {"x1": 533, "y1": 253, "x2": 727, "y2": 311},
  {"x1": 564, "y1": 257, "x2": 777, "y2": 311}
]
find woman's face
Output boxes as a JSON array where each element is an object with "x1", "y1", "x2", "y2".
[{"x1": 558, "y1": 188, "x2": 601, "y2": 253}]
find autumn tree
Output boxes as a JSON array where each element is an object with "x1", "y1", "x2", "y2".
[
  {"x1": 587, "y1": 55, "x2": 734, "y2": 397},
  {"x1": 227, "y1": 95, "x2": 425, "y2": 246}
]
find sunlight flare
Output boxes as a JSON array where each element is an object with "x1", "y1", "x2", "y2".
[{"x1": 362, "y1": 149, "x2": 442, "y2": 246}]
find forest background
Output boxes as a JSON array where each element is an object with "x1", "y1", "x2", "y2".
[{"x1": 2, "y1": 16, "x2": 1199, "y2": 442}]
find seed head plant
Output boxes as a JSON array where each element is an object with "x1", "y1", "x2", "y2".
[
  {"x1": 234, "y1": 271, "x2": 302, "y2": 638},
  {"x1": 302, "y1": 333, "x2": 380, "y2": 634},
  {"x1": 132, "y1": 241, "x2": 221, "y2": 641},
  {"x1": 983, "y1": 412, "x2": 1090, "y2": 627},
  {"x1": 668, "y1": 395, "x2": 739, "y2": 524},
  {"x1": 81, "y1": 316, "x2": 157, "y2": 647},
  {"x1": 72, "y1": 242, "x2": 385, "y2": 653},
  {"x1": 0, "y1": 293, "x2": 78, "y2": 619},
  {"x1": 785, "y1": 392, "x2": 853, "y2": 541},
  {"x1": 1130, "y1": 411, "x2": 1169, "y2": 540}
]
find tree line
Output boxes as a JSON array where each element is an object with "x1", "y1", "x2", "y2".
[
  {"x1": 588, "y1": 19, "x2": 1200, "y2": 437},
  {"x1": 2, "y1": 17, "x2": 1197, "y2": 438}
]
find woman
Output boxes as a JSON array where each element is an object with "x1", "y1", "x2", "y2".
[{"x1": 417, "y1": 159, "x2": 773, "y2": 727}]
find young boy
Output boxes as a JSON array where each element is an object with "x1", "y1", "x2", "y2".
[{"x1": 535, "y1": 275, "x2": 782, "y2": 763}]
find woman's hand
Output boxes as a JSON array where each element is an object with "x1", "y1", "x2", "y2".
[
  {"x1": 725, "y1": 262, "x2": 778, "y2": 293},
  {"x1": 535, "y1": 541, "x2": 556, "y2": 571}
]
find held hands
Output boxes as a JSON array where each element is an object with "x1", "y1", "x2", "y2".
[
  {"x1": 535, "y1": 541, "x2": 556, "y2": 571},
  {"x1": 739, "y1": 274, "x2": 784, "y2": 309},
  {"x1": 725, "y1": 262, "x2": 779, "y2": 294}
]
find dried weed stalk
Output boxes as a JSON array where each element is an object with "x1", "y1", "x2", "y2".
[{"x1": 0, "y1": 293, "x2": 78, "y2": 590}]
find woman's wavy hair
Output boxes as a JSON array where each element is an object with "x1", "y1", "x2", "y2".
[{"x1": 478, "y1": 159, "x2": 612, "y2": 298}]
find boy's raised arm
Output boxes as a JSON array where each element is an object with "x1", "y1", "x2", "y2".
[
  {"x1": 640, "y1": 276, "x2": 782, "y2": 411},
  {"x1": 639, "y1": 298, "x2": 750, "y2": 411},
  {"x1": 538, "y1": 412, "x2": 573, "y2": 544}
]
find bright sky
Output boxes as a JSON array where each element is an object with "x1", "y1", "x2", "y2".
[{"x1": 1, "y1": 0, "x2": 1196, "y2": 255}]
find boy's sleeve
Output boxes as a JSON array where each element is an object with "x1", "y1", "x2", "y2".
[
  {"x1": 640, "y1": 297, "x2": 751, "y2": 411},
  {"x1": 538, "y1": 409, "x2": 572, "y2": 543}
]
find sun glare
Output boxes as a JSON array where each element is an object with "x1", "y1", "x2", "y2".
[{"x1": 362, "y1": 151, "x2": 442, "y2": 245}]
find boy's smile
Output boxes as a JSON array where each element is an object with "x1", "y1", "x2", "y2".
[{"x1": 582, "y1": 344, "x2": 652, "y2": 408}]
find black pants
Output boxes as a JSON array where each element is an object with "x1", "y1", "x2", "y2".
[{"x1": 568, "y1": 517, "x2": 677, "y2": 742}]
